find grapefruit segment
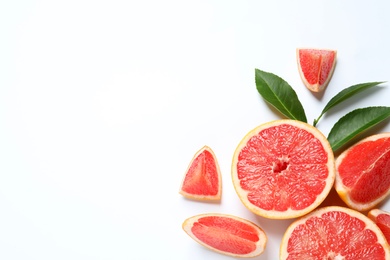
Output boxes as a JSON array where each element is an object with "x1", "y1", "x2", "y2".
[
  {"x1": 280, "y1": 206, "x2": 390, "y2": 259},
  {"x1": 232, "y1": 120, "x2": 335, "y2": 219},
  {"x1": 297, "y1": 48, "x2": 337, "y2": 92},
  {"x1": 182, "y1": 213, "x2": 267, "y2": 258},
  {"x1": 368, "y1": 209, "x2": 390, "y2": 244},
  {"x1": 335, "y1": 133, "x2": 390, "y2": 211},
  {"x1": 179, "y1": 146, "x2": 222, "y2": 201}
]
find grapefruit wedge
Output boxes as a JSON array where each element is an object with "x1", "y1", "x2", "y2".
[
  {"x1": 297, "y1": 48, "x2": 337, "y2": 92},
  {"x1": 280, "y1": 206, "x2": 390, "y2": 259},
  {"x1": 179, "y1": 146, "x2": 222, "y2": 201},
  {"x1": 335, "y1": 133, "x2": 390, "y2": 212},
  {"x1": 182, "y1": 213, "x2": 267, "y2": 258},
  {"x1": 232, "y1": 120, "x2": 335, "y2": 219},
  {"x1": 368, "y1": 209, "x2": 390, "y2": 244}
]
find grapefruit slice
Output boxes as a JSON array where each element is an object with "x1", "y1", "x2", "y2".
[
  {"x1": 335, "y1": 133, "x2": 390, "y2": 211},
  {"x1": 179, "y1": 146, "x2": 222, "y2": 201},
  {"x1": 297, "y1": 48, "x2": 337, "y2": 92},
  {"x1": 368, "y1": 209, "x2": 390, "y2": 244},
  {"x1": 231, "y1": 119, "x2": 335, "y2": 219},
  {"x1": 182, "y1": 213, "x2": 267, "y2": 258},
  {"x1": 280, "y1": 206, "x2": 390, "y2": 259}
]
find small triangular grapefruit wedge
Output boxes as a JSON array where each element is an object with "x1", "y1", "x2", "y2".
[
  {"x1": 335, "y1": 133, "x2": 390, "y2": 212},
  {"x1": 179, "y1": 146, "x2": 222, "y2": 201},
  {"x1": 297, "y1": 48, "x2": 337, "y2": 92},
  {"x1": 182, "y1": 213, "x2": 267, "y2": 258}
]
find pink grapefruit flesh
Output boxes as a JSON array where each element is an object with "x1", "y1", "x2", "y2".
[
  {"x1": 368, "y1": 209, "x2": 390, "y2": 244},
  {"x1": 179, "y1": 146, "x2": 221, "y2": 201},
  {"x1": 280, "y1": 206, "x2": 390, "y2": 259},
  {"x1": 297, "y1": 48, "x2": 337, "y2": 92},
  {"x1": 182, "y1": 213, "x2": 267, "y2": 257},
  {"x1": 335, "y1": 133, "x2": 390, "y2": 211},
  {"x1": 232, "y1": 120, "x2": 335, "y2": 219}
]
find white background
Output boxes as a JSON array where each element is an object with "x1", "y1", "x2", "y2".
[{"x1": 1, "y1": 1, "x2": 390, "y2": 259}]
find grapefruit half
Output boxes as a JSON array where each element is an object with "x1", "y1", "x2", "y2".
[
  {"x1": 335, "y1": 133, "x2": 390, "y2": 211},
  {"x1": 280, "y1": 206, "x2": 390, "y2": 259},
  {"x1": 368, "y1": 208, "x2": 390, "y2": 244},
  {"x1": 297, "y1": 48, "x2": 337, "y2": 92},
  {"x1": 182, "y1": 213, "x2": 267, "y2": 258},
  {"x1": 231, "y1": 120, "x2": 335, "y2": 219},
  {"x1": 179, "y1": 146, "x2": 222, "y2": 201}
]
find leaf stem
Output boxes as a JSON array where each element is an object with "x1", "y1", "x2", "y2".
[{"x1": 313, "y1": 114, "x2": 323, "y2": 127}]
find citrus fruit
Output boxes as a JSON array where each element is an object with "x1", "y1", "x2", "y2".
[
  {"x1": 335, "y1": 133, "x2": 390, "y2": 212},
  {"x1": 182, "y1": 213, "x2": 267, "y2": 258},
  {"x1": 231, "y1": 119, "x2": 335, "y2": 219},
  {"x1": 280, "y1": 206, "x2": 390, "y2": 259},
  {"x1": 179, "y1": 146, "x2": 222, "y2": 201},
  {"x1": 368, "y1": 209, "x2": 390, "y2": 244},
  {"x1": 296, "y1": 48, "x2": 337, "y2": 92}
]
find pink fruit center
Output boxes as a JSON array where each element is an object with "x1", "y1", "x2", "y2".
[{"x1": 273, "y1": 157, "x2": 289, "y2": 173}]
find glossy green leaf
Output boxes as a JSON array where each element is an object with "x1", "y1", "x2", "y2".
[
  {"x1": 328, "y1": 106, "x2": 390, "y2": 152},
  {"x1": 313, "y1": 82, "x2": 385, "y2": 126},
  {"x1": 255, "y1": 69, "x2": 307, "y2": 122}
]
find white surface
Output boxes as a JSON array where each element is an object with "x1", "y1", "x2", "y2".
[{"x1": 1, "y1": 1, "x2": 390, "y2": 259}]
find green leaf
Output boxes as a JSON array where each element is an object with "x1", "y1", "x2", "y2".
[
  {"x1": 255, "y1": 69, "x2": 307, "y2": 122},
  {"x1": 328, "y1": 106, "x2": 390, "y2": 152},
  {"x1": 313, "y1": 82, "x2": 385, "y2": 126}
]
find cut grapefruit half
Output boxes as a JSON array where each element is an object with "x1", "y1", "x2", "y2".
[
  {"x1": 280, "y1": 206, "x2": 390, "y2": 259},
  {"x1": 179, "y1": 146, "x2": 222, "y2": 201},
  {"x1": 335, "y1": 133, "x2": 390, "y2": 212},
  {"x1": 368, "y1": 208, "x2": 390, "y2": 244},
  {"x1": 182, "y1": 213, "x2": 267, "y2": 258},
  {"x1": 297, "y1": 48, "x2": 337, "y2": 92},
  {"x1": 231, "y1": 119, "x2": 335, "y2": 219}
]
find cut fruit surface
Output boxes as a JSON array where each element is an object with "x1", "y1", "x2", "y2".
[
  {"x1": 335, "y1": 133, "x2": 390, "y2": 211},
  {"x1": 231, "y1": 119, "x2": 335, "y2": 219},
  {"x1": 280, "y1": 206, "x2": 390, "y2": 259},
  {"x1": 368, "y1": 209, "x2": 390, "y2": 244},
  {"x1": 182, "y1": 213, "x2": 267, "y2": 258},
  {"x1": 179, "y1": 146, "x2": 222, "y2": 201},
  {"x1": 297, "y1": 48, "x2": 337, "y2": 92}
]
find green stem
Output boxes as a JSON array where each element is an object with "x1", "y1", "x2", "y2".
[{"x1": 313, "y1": 113, "x2": 324, "y2": 127}]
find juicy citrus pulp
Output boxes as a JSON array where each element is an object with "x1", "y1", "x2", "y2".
[
  {"x1": 179, "y1": 146, "x2": 222, "y2": 201},
  {"x1": 368, "y1": 209, "x2": 390, "y2": 244},
  {"x1": 182, "y1": 213, "x2": 267, "y2": 257},
  {"x1": 280, "y1": 206, "x2": 390, "y2": 259},
  {"x1": 335, "y1": 133, "x2": 390, "y2": 211},
  {"x1": 297, "y1": 48, "x2": 337, "y2": 92},
  {"x1": 231, "y1": 120, "x2": 335, "y2": 219}
]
